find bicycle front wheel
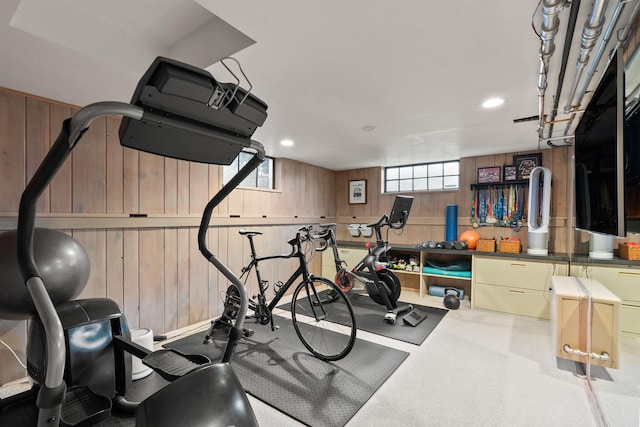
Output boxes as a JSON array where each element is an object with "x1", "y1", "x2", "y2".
[{"x1": 290, "y1": 277, "x2": 357, "y2": 361}]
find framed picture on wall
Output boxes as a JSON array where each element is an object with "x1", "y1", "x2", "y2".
[
  {"x1": 477, "y1": 166, "x2": 502, "y2": 184},
  {"x1": 513, "y1": 153, "x2": 542, "y2": 180},
  {"x1": 503, "y1": 165, "x2": 517, "y2": 182},
  {"x1": 349, "y1": 180, "x2": 367, "y2": 204}
]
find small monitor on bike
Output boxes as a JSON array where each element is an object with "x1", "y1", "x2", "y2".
[{"x1": 388, "y1": 195, "x2": 414, "y2": 228}]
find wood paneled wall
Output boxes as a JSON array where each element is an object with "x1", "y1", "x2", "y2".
[
  {"x1": 334, "y1": 148, "x2": 575, "y2": 253},
  {"x1": 0, "y1": 88, "x2": 333, "y2": 383}
]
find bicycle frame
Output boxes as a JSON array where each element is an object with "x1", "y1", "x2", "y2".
[
  {"x1": 207, "y1": 227, "x2": 336, "y2": 337},
  {"x1": 240, "y1": 231, "x2": 318, "y2": 331}
]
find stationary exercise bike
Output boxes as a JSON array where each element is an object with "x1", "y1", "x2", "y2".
[
  {"x1": 314, "y1": 195, "x2": 415, "y2": 324},
  {"x1": 0, "y1": 56, "x2": 268, "y2": 426}
]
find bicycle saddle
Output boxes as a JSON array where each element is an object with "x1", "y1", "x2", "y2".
[{"x1": 239, "y1": 229, "x2": 262, "y2": 236}]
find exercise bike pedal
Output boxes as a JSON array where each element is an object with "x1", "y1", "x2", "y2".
[
  {"x1": 142, "y1": 349, "x2": 211, "y2": 381},
  {"x1": 61, "y1": 385, "x2": 111, "y2": 426},
  {"x1": 383, "y1": 311, "x2": 397, "y2": 324}
]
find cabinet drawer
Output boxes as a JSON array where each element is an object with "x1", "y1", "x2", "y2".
[
  {"x1": 576, "y1": 266, "x2": 640, "y2": 303},
  {"x1": 473, "y1": 283, "x2": 551, "y2": 319},
  {"x1": 621, "y1": 304, "x2": 640, "y2": 334},
  {"x1": 474, "y1": 257, "x2": 563, "y2": 291}
]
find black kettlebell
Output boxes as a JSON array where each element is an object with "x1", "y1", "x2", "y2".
[{"x1": 443, "y1": 288, "x2": 461, "y2": 310}]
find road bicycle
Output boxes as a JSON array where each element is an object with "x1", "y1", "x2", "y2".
[
  {"x1": 313, "y1": 195, "x2": 415, "y2": 324},
  {"x1": 204, "y1": 226, "x2": 357, "y2": 361}
]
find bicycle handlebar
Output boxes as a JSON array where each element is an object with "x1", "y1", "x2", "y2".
[{"x1": 366, "y1": 214, "x2": 388, "y2": 229}]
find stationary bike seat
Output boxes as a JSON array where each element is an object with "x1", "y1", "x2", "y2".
[{"x1": 239, "y1": 229, "x2": 262, "y2": 236}]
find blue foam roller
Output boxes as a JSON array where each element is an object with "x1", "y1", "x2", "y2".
[
  {"x1": 445, "y1": 204, "x2": 458, "y2": 242},
  {"x1": 428, "y1": 285, "x2": 464, "y2": 300}
]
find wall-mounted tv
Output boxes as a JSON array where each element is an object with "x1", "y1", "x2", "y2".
[
  {"x1": 624, "y1": 98, "x2": 640, "y2": 233},
  {"x1": 574, "y1": 51, "x2": 626, "y2": 237}
]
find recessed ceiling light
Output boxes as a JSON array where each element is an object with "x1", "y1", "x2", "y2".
[
  {"x1": 361, "y1": 125, "x2": 377, "y2": 132},
  {"x1": 280, "y1": 139, "x2": 294, "y2": 147},
  {"x1": 482, "y1": 97, "x2": 504, "y2": 108}
]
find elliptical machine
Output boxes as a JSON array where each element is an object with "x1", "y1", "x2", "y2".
[{"x1": 0, "y1": 56, "x2": 268, "y2": 426}]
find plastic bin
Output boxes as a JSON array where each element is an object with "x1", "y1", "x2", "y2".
[
  {"x1": 347, "y1": 224, "x2": 361, "y2": 237},
  {"x1": 359, "y1": 225, "x2": 372, "y2": 237}
]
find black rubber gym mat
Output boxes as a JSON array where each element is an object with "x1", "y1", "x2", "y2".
[
  {"x1": 279, "y1": 293, "x2": 448, "y2": 345},
  {"x1": 164, "y1": 315, "x2": 409, "y2": 427}
]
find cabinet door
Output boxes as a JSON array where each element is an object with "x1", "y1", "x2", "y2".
[
  {"x1": 555, "y1": 296, "x2": 585, "y2": 363},
  {"x1": 591, "y1": 300, "x2": 620, "y2": 368},
  {"x1": 337, "y1": 247, "x2": 368, "y2": 269},
  {"x1": 323, "y1": 247, "x2": 368, "y2": 278},
  {"x1": 321, "y1": 250, "x2": 337, "y2": 278}
]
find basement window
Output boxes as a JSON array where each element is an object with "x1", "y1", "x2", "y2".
[
  {"x1": 384, "y1": 160, "x2": 459, "y2": 192},
  {"x1": 223, "y1": 151, "x2": 274, "y2": 189}
]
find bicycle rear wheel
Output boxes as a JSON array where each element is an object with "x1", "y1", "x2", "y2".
[{"x1": 290, "y1": 277, "x2": 356, "y2": 361}]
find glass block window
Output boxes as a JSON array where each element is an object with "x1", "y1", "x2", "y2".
[
  {"x1": 384, "y1": 160, "x2": 459, "y2": 192},
  {"x1": 223, "y1": 151, "x2": 274, "y2": 189}
]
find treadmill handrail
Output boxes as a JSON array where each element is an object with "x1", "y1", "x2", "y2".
[
  {"x1": 197, "y1": 141, "x2": 264, "y2": 363},
  {"x1": 17, "y1": 100, "x2": 261, "y2": 427},
  {"x1": 18, "y1": 103, "x2": 141, "y2": 390}
]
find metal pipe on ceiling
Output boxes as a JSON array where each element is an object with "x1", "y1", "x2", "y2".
[
  {"x1": 611, "y1": 0, "x2": 640, "y2": 60},
  {"x1": 562, "y1": 0, "x2": 609, "y2": 114},
  {"x1": 537, "y1": 0, "x2": 568, "y2": 140},
  {"x1": 573, "y1": 0, "x2": 629, "y2": 109},
  {"x1": 545, "y1": 0, "x2": 581, "y2": 143},
  {"x1": 562, "y1": 0, "x2": 640, "y2": 139}
]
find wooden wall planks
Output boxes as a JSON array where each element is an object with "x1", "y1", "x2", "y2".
[
  {"x1": 0, "y1": 91, "x2": 25, "y2": 212},
  {"x1": 333, "y1": 148, "x2": 573, "y2": 254}
]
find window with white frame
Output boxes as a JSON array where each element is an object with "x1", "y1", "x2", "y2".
[
  {"x1": 384, "y1": 160, "x2": 459, "y2": 192},
  {"x1": 223, "y1": 151, "x2": 274, "y2": 189}
]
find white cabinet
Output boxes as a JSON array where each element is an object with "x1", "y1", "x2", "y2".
[
  {"x1": 570, "y1": 263, "x2": 640, "y2": 334},
  {"x1": 472, "y1": 256, "x2": 568, "y2": 319},
  {"x1": 321, "y1": 246, "x2": 367, "y2": 281}
]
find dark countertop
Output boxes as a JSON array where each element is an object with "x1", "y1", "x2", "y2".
[
  {"x1": 569, "y1": 255, "x2": 640, "y2": 267},
  {"x1": 336, "y1": 241, "x2": 639, "y2": 266}
]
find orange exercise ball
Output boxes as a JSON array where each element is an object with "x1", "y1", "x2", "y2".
[{"x1": 459, "y1": 229, "x2": 480, "y2": 249}]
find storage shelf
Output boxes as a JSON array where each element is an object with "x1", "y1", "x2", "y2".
[
  {"x1": 422, "y1": 273, "x2": 471, "y2": 281},
  {"x1": 388, "y1": 269, "x2": 421, "y2": 276},
  {"x1": 387, "y1": 248, "x2": 472, "y2": 299}
]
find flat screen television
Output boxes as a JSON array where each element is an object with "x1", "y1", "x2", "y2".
[
  {"x1": 574, "y1": 50, "x2": 626, "y2": 237},
  {"x1": 624, "y1": 97, "x2": 640, "y2": 233}
]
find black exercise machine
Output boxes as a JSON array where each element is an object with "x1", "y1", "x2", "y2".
[{"x1": 0, "y1": 56, "x2": 268, "y2": 426}]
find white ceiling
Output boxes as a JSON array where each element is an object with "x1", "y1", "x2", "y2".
[{"x1": 1, "y1": 0, "x2": 636, "y2": 171}]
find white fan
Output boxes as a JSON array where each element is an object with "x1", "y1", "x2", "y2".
[{"x1": 527, "y1": 166, "x2": 552, "y2": 256}]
